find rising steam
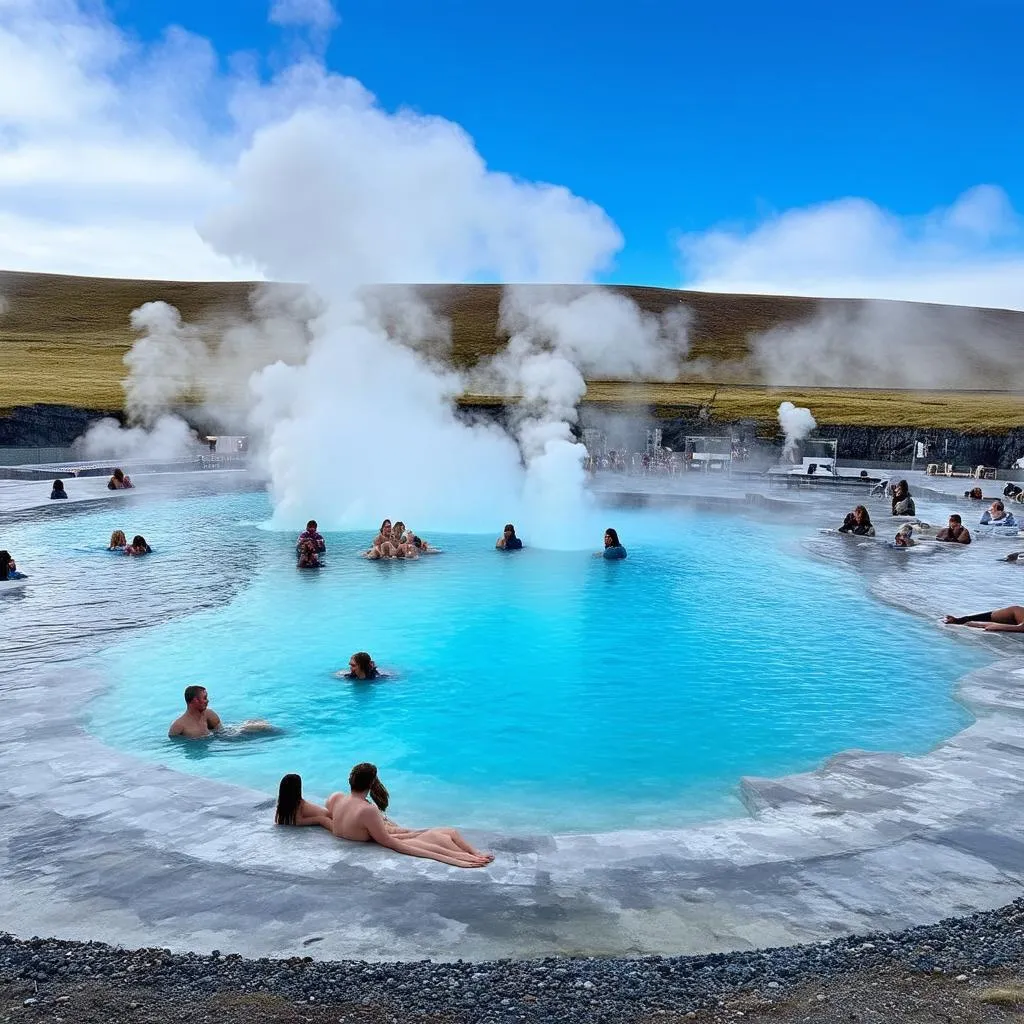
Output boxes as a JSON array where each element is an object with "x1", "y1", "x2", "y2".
[{"x1": 777, "y1": 401, "x2": 817, "y2": 462}]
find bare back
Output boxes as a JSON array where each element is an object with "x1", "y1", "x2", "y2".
[{"x1": 328, "y1": 793, "x2": 378, "y2": 841}]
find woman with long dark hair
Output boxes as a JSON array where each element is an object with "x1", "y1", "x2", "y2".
[
  {"x1": 326, "y1": 763, "x2": 493, "y2": 868},
  {"x1": 274, "y1": 774, "x2": 332, "y2": 829},
  {"x1": 0, "y1": 550, "x2": 26, "y2": 581},
  {"x1": 838, "y1": 505, "x2": 875, "y2": 537}
]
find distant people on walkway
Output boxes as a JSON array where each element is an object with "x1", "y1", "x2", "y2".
[
  {"x1": 168, "y1": 685, "x2": 222, "y2": 738},
  {"x1": 936, "y1": 515, "x2": 972, "y2": 545},
  {"x1": 296, "y1": 520, "x2": 326, "y2": 554},
  {"x1": 943, "y1": 606, "x2": 1024, "y2": 633},
  {"x1": 894, "y1": 524, "x2": 916, "y2": 547},
  {"x1": 327, "y1": 762, "x2": 493, "y2": 868},
  {"x1": 496, "y1": 524, "x2": 523, "y2": 550},
  {"x1": 980, "y1": 500, "x2": 1017, "y2": 529},
  {"x1": 342, "y1": 652, "x2": 381, "y2": 681},
  {"x1": 107, "y1": 468, "x2": 133, "y2": 490},
  {"x1": 275, "y1": 774, "x2": 331, "y2": 829},
  {"x1": 108, "y1": 530, "x2": 127, "y2": 551},
  {"x1": 838, "y1": 506, "x2": 876, "y2": 537},
  {"x1": 598, "y1": 528, "x2": 627, "y2": 560},
  {"x1": 50, "y1": 479, "x2": 67, "y2": 500},
  {"x1": 297, "y1": 538, "x2": 322, "y2": 569},
  {"x1": 891, "y1": 480, "x2": 916, "y2": 516},
  {"x1": 0, "y1": 550, "x2": 25, "y2": 581},
  {"x1": 125, "y1": 535, "x2": 152, "y2": 556}
]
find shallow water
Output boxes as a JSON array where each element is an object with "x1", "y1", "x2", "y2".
[{"x1": 0, "y1": 487, "x2": 987, "y2": 833}]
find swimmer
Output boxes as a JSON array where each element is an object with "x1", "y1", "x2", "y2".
[
  {"x1": 296, "y1": 520, "x2": 326, "y2": 555},
  {"x1": 838, "y1": 506, "x2": 875, "y2": 537},
  {"x1": 0, "y1": 550, "x2": 26, "y2": 581},
  {"x1": 366, "y1": 519, "x2": 398, "y2": 558},
  {"x1": 595, "y1": 528, "x2": 627, "y2": 560},
  {"x1": 50, "y1": 479, "x2": 67, "y2": 500},
  {"x1": 943, "y1": 606, "x2": 1024, "y2": 632},
  {"x1": 1003, "y1": 552, "x2": 1024, "y2": 563},
  {"x1": 297, "y1": 538, "x2": 322, "y2": 568},
  {"x1": 936, "y1": 514, "x2": 972, "y2": 545},
  {"x1": 496, "y1": 523, "x2": 523, "y2": 550},
  {"x1": 107, "y1": 467, "x2": 134, "y2": 490},
  {"x1": 894, "y1": 524, "x2": 916, "y2": 547},
  {"x1": 275, "y1": 774, "x2": 332, "y2": 829},
  {"x1": 168, "y1": 685, "x2": 222, "y2": 738},
  {"x1": 340, "y1": 652, "x2": 381, "y2": 681},
  {"x1": 108, "y1": 529, "x2": 127, "y2": 550},
  {"x1": 326, "y1": 763, "x2": 493, "y2": 868},
  {"x1": 125, "y1": 534, "x2": 152, "y2": 556}
]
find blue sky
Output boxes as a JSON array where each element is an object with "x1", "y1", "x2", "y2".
[
  {"x1": 2, "y1": 0, "x2": 1023, "y2": 306},
  {"x1": 107, "y1": 0, "x2": 1024, "y2": 287}
]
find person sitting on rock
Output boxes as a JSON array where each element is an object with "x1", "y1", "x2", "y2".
[{"x1": 936, "y1": 514, "x2": 972, "y2": 544}]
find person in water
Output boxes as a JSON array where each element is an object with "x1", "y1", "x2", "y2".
[
  {"x1": 366, "y1": 519, "x2": 396, "y2": 559},
  {"x1": 297, "y1": 538, "x2": 322, "y2": 569},
  {"x1": 891, "y1": 480, "x2": 915, "y2": 516},
  {"x1": 496, "y1": 524, "x2": 523, "y2": 550},
  {"x1": 980, "y1": 499, "x2": 1018, "y2": 528},
  {"x1": 936, "y1": 514, "x2": 972, "y2": 544},
  {"x1": 327, "y1": 762, "x2": 493, "y2": 868},
  {"x1": 275, "y1": 774, "x2": 332, "y2": 829},
  {"x1": 944, "y1": 606, "x2": 1024, "y2": 632},
  {"x1": 838, "y1": 506, "x2": 875, "y2": 537},
  {"x1": 894, "y1": 524, "x2": 916, "y2": 547},
  {"x1": 168, "y1": 685, "x2": 222, "y2": 738},
  {"x1": 108, "y1": 529, "x2": 127, "y2": 550},
  {"x1": 296, "y1": 520, "x2": 326, "y2": 554},
  {"x1": 125, "y1": 534, "x2": 152, "y2": 556},
  {"x1": 342, "y1": 652, "x2": 381, "y2": 680},
  {"x1": 107, "y1": 467, "x2": 134, "y2": 490},
  {"x1": 0, "y1": 550, "x2": 26, "y2": 581},
  {"x1": 597, "y1": 528, "x2": 627, "y2": 560},
  {"x1": 50, "y1": 479, "x2": 67, "y2": 500}
]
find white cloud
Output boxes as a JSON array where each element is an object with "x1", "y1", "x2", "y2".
[
  {"x1": 679, "y1": 185, "x2": 1024, "y2": 311},
  {"x1": 269, "y1": 0, "x2": 338, "y2": 32}
]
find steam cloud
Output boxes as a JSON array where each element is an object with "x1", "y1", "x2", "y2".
[
  {"x1": 75, "y1": 414, "x2": 199, "y2": 462},
  {"x1": 777, "y1": 401, "x2": 816, "y2": 462}
]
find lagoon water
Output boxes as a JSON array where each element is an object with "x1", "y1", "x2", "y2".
[{"x1": 0, "y1": 488, "x2": 983, "y2": 833}]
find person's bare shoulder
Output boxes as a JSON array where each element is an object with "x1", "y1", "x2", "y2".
[
  {"x1": 168, "y1": 715, "x2": 185, "y2": 737},
  {"x1": 206, "y1": 709, "x2": 222, "y2": 730}
]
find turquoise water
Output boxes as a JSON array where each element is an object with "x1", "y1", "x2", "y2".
[{"x1": 0, "y1": 488, "x2": 983, "y2": 833}]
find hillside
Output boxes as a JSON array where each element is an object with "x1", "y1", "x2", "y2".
[{"x1": 1, "y1": 269, "x2": 1023, "y2": 429}]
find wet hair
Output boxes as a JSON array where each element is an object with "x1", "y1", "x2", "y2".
[
  {"x1": 349, "y1": 762, "x2": 389, "y2": 813},
  {"x1": 130, "y1": 535, "x2": 151, "y2": 552},
  {"x1": 306, "y1": 520, "x2": 317, "y2": 531},
  {"x1": 109, "y1": 530, "x2": 127, "y2": 548},
  {"x1": 504, "y1": 523, "x2": 516, "y2": 535},
  {"x1": 275, "y1": 773, "x2": 302, "y2": 826},
  {"x1": 968, "y1": 487, "x2": 983, "y2": 499},
  {"x1": 380, "y1": 519, "x2": 392, "y2": 532},
  {"x1": 183, "y1": 685, "x2": 206, "y2": 706},
  {"x1": 350, "y1": 651, "x2": 377, "y2": 679},
  {"x1": 992, "y1": 499, "x2": 1005, "y2": 512},
  {"x1": 0, "y1": 550, "x2": 12, "y2": 581},
  {"x1": 894, "y1": 479, "x2": 910, "y2": 495},
  {"x1": 605, "y1": 527, "x2": 621, "y2": 546},
  {"x1": 393, "y1": 521, "x2": 406, "y2": 540},
  {"x1": 52, "y1": 479, "x2": 65, "y2": 492},
  {"x1": 113, "y1": 468, "x2": 125, "y2": 481},
  {"x1": 853, "y1": 505, "x2": 872, "y2": 527},
  {"x1": 950, "y1": 514, "x2": 963, "y2": 525}
]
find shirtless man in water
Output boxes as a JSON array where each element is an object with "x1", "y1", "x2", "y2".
[
  {"x1": 168, "y1": 685, "x2": 222, "y2": 738},
  {"x1": 327, "y1": 762, "x2": 493, "y2": 868}
]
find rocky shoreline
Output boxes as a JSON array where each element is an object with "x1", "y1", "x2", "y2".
[{"x1": 2, "y1": 899, "x2": 1023, "y2": 1023}]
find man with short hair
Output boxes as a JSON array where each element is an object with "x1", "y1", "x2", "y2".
[
  {"x1": 296, "y1": 519, "x2": 326, "y2": 554},
  {"x1": 168, "y1": 686, "x2": 222, "y2": 738},
  {"x1": 980, "y1": 500, "x2": 1017, "y2": 528},
  {"x1": 936, "y1": 514, "x2": 972, "y2": 545}
]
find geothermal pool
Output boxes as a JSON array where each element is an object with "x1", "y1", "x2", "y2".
[{"x1": 0, "y1": 488, "x2": 985, "y2": 833}]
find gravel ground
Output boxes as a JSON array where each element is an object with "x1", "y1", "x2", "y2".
[{"x1": 2, "y1": 899, "x2": 1023, "y2": 1024}]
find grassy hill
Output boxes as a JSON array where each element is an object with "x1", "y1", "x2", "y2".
[{"x1": 1, "y1": 269, "x2": 1023, "y2": 430}]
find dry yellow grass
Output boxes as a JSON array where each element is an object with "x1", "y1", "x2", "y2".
[
  {"x1": 977, "y1": 984, "x2": 1024, "y2": 1006},
  {"x1": 3, "y1": 269, "x2": 1024, "y2": 430}
]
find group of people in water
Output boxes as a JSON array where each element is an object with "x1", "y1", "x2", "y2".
[
  {"x1": 108, "y1": 530, "x2": 152, "y2": 556},
  {"x1": 293, "y1": 518, "x2": 629, "y2": 567}
]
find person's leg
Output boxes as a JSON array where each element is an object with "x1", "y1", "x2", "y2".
[
  {"x1": 990, "y1": 606, "x2": 1024, "y2": 625},
  {"x1": 424, "y1": 827, "x2": 490, "y2": 858},
  {"x1": 400, "y1": 837, "x2": 489, "y2": 868}
]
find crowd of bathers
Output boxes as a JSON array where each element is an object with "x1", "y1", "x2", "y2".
[
  {"x1": 292, "y1": 518, "x2": 629, "y2": 568},
  {"x1": 830, "y1": 477, "x2": 1024, "y2": 634}
]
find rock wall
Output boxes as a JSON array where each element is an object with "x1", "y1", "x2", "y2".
[{"x1": 0, "y1": 405, "x2": 118, "y2": 447}]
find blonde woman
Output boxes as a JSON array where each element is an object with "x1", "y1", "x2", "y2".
[{"x1": 108, "y1": 530, "x2": 127, "y2": 551}]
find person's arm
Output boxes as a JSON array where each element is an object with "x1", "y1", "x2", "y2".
[
  {"x1": 865, "y1": 527, "x2": 875, "y2": 537},
  {"x1": 980, "y1": 511, "x2": 992, "y2": 524},
  {"x1": 495, "y1": 538, "x2": 505, "y2": 549},
  {"x1": 981, "y1": 621, "x2": 1024, "y2": 632},
  {"x1": 168, "y1": 719, "x2": 184, "y2": 738},
  {"x1": 958, "y1": 529, "x2": 972, "y2": 544},
  {"x1": 206, "y1": 709, "x2": 223, "y2": 730}
]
